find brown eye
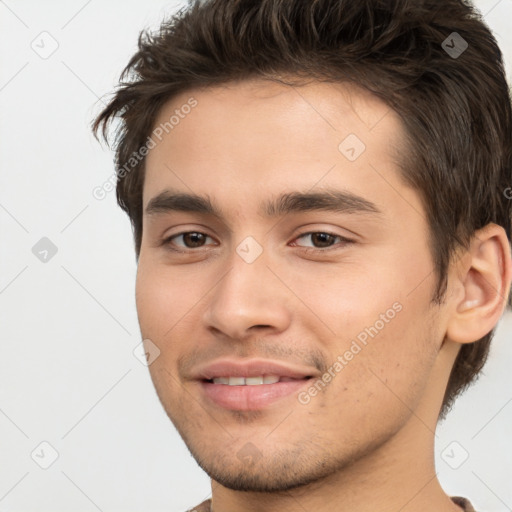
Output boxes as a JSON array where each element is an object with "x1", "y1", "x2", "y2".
[
  {"x1": 164, "y1": 232, "x2": 214, "y2": 249},
  {"x1": 309, "y1": 233, "x2": 337, "y2": 248},
  {"x1": 181, "y1": 232, "x2": 207, "y2": 248},
  {"x1": 293, "y1": 232, "x2": 353, "y2": 250}
]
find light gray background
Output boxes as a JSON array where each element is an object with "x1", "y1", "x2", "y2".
[{"x1": 1, "y1": 1, "x2": 511, "y2": 511}]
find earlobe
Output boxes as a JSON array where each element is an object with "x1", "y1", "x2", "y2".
[{"x1": 446, "y1": 224, "x2": 512, "y2": 345}]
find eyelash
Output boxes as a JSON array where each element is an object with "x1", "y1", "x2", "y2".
[
  {"x1": 161, "y1": 231, "x2": 354, "y2": 253},
  {"x1": 291, "y1": 231, "x2": 354, "y2": 252}
]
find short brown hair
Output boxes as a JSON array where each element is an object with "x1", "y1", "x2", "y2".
[{"x1": 93, "y1": 0, "x2": 512, "y2": 418}]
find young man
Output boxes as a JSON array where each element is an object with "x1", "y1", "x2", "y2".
[{"x1": 93, "y1": 0, "x2": 512, "y2": 510}]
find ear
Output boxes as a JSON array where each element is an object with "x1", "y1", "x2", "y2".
[{"x1": 446, "y1": 223, "x2": 512, "y2": 344}]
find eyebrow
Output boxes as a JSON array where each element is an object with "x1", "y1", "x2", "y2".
[{"x1": 145, "y1": 188, "x2": 382, "y2": 219}]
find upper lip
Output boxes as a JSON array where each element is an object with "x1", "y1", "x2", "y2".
[{"x1": 192, "y1": 358, "x2": 317, "y2": 381}]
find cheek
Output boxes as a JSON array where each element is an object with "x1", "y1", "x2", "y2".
[
  {"x1": 290, "y1": 245, "x2": 437, "y2": 413},
  {"x1": 135, "y1": 256, "x2": 202, "y2": 339},
  {"x1": 302, "y1": 306, "x2": 437, "y2": 447},
  {"x1": 135, "y1": 259, "x2": 200, "y2": 411},
  {"x1": 309, "y1": 229, "x2": 433, "y2": 331},
  {"x1": 290, "y1": 255, "x2": 428, "y2": 342}
]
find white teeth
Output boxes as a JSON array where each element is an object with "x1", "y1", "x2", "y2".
[
  {"x1": 211, "y1": 375, "x2": 282, "y2": 385},
  {"x1": 245, "y1": 376, "x2": 264, "y2": 385}
]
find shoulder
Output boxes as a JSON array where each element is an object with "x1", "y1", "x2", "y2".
[
  {"x1": 185, "y1": 497, "x2": 477, "y2": 512},
  {"x1": 451, "y1": 496, "x2": 477, "y2": 512},
  {"x1": 184, "y1": 498, "x2": 211, "y2": 512}
]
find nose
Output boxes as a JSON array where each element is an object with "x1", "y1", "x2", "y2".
[{"x1": 202, "y1": 249, "x2": 292, "y2": 340}]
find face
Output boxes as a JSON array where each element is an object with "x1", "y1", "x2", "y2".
[{"x1": 136, "y1": 79, "x2": 447, "y2": 492}]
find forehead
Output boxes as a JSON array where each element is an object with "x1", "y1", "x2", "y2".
[
  {"x1": 142, "y1": 78, "x2": 412, "y2": 219},
  {"x1": 150, "y1": 77, "x2": 396, "y2": 147}
]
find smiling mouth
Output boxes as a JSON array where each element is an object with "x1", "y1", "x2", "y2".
[
  {"x1": 199, "y1": 376, "x2": 314, "y2": 411},
  {"x1": 203, "y1": 376, "x2": 313, "y2": 385}
]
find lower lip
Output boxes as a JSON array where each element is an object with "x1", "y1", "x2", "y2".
[{"x1": 199, "y1": 379, "x2": 311, "y2": 410}]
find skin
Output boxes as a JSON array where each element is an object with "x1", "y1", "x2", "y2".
[{"x1": 135, "y1": 78, "x2": 511, "y2": 512}]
